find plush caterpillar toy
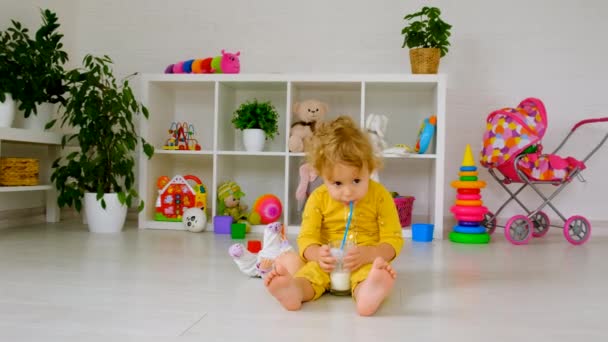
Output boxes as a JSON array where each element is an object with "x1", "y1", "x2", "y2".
[{"x1": 165, "y1": 49, "x2": 240, "y2": 74}]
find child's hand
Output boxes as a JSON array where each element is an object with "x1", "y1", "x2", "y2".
[
  {"x1": 317, "y1": 245, "x2": 336, "y2": 272},
  {"x1": 344, "y1": 245, "x2": 374, "y2": 272}
]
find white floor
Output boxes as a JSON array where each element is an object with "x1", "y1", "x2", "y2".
[{"x1": 0, "y1": 220, "x2": 607, "y2": 341}]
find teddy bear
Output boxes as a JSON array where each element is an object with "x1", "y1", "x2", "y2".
[
  {"x1": 217, "y1": 180, "x2": 251, "y2": 232},
  {"x1": 228, "y1": 222, "x2": 294, "y2": 277},
  {"x1": 288, "y1": 99, "x2": 328, "y2": 152}
]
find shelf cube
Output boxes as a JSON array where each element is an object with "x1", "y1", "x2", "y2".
[
  {"x1": 247, "y1": 240, "x2": 262, "y2": 253},
  {"x1": 231, "y1": 223, "x2": 246, "y2": 239},
  {"x1": 214, "y1": 215, "x2": 233, "y2": 234}
]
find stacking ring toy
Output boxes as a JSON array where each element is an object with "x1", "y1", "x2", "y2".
[
  {"x1": 453, "y1": 214, "x2": 485, "y2": 222},
  {"x1": 456, "y1": 194, "x2": 481, "y2": 201},
  {"x1": 449, "y1": 231, "x2": 490, "y2": 244},
  {"x1": 455, "y1": 199, "x2": 483, "y2": 206},
  {"x1": 458, "y1": 188, "x2": 480, "y2": 195},
  {"x1": 451, "y1": 180, "x2": 486, "y2": 189},
  {"x1": 459, "y1": 176, "x2": 478, "y2": 181},
  {"x1": 453, "y1": 225, "x2": 487, "y2": 234},
  {"x1": 451, "y1": 205, "x2": 488, "y2": 216},
  {"x1": 459, "y1": 221, "x2": 481, "y2": 227}
]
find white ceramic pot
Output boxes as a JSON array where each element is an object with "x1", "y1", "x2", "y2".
[
  {"x1": 0, "y1": 93, "x2": 15, "y2": 128},
  {"x1": 242, "y1": 128, "x2": 265, "y2": 152},
  {"x1": 18, "y1": 102, "x2": 54, "y2": 131},
  {"x1": 84, "y1": 193, "x2": 128, "y2": 233}
]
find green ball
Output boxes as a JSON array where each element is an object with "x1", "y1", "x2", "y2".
[{"x1": 248, "y1": 212, "x2": 261, "y2": 225}]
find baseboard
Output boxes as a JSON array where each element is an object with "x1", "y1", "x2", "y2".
[
  {"x1": 2, "y1": 207, "x2": 607, "y2": 237},
  {"x1": 0, "y1": 207, "x2": 46, "y2": 229},
  {"x1": 0, "y1": 206, "x2": 139, "y2": 229}
]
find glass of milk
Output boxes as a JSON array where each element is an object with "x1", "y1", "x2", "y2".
[{"x1": 329, "y1": 239, "x2": 354, "y2": 296}]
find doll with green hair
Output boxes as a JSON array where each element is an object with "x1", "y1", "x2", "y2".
[{"x1": 217, "y1": 181, "x2": 251, "y2": 232}]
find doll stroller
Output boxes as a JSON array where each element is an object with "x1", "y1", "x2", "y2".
[{"x1": 479, "y1": 98, "x2": 608, "y2": 245}]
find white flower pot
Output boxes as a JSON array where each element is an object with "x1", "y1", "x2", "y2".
[
  {"x1": 242, "y1": 128, "x2": 265, "y2": 152},
  {"x1": 15, "y1": 102, "x2": 54, "y2": 131},
  {"x1": 84, "y1": 193, "x2": 128, "y2": 233},
  {"x1": 0, "y1": 93, "x2": 15, "y2": 128}
]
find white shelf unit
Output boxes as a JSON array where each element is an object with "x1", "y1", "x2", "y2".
[
  {"x1": 138, "y1": 74, "x2": 446, "y2": 239},
  {"x1": 0, "y1": 127, "x2": 62, "y2": 222}
]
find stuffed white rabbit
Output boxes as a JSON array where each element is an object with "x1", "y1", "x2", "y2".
[
  {"x1": 365, "y1": 114, "x2": 389, "y2": 155},
  {"x1": 228, "y1": 222, "x2": 293, "y2": 278}
]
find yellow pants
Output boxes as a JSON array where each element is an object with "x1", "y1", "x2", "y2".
[{"x1": 294, "y1": 261, "x2": 372, "y2": 300}]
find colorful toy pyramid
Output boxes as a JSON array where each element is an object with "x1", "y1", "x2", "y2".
[{"x1": 449, "y1": 144, "x2": 490, "y2": 244}]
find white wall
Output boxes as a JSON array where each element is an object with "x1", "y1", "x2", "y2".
[
  {"x1": 2, "y1": 0, "x2": 607, "y2": 222},
  {"x1": 0, "y1": 1, "x2": 78, "y2": 67}
]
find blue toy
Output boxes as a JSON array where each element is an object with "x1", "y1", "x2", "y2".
[{"x1": 415, "y1": 115, "x2": 437, "y2": 154}]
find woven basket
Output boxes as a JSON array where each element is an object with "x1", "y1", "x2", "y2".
[
  {"x1": 409, "y1": 48, "x2": 440, "y2": 74},
  {"x1": 0, "y1": 157, "x2": 39, "y2": 186},
  {"x1": 394, "y1": 196, "x2": 415, "y2": 227}
]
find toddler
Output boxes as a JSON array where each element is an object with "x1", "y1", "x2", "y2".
[{"x1": 265, "y1": 115, "x2": 403, "y2": 316}]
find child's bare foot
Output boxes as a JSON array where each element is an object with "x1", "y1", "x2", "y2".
[
  {"x1": 264, "y1": 262, "x2": 303, "y2": 311},
  {"x1": 258, "y1": 258, "x2": 274, "y2": 275},
  {"x1": 354, "y1": 257, "x2": 397, "y2": 316}
]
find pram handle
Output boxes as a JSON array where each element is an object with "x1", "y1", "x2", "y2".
[
  {"x1": 571, "y1": 117, "x2": 608, "y2": 132},
  {"x1": 553, "y1": 117, "x2": 608, "y2": 163}
]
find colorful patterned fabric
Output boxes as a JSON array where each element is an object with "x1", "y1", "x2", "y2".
[
  {"x1": 480, "y1": 98, "x2": 585, "y2": 182},
  {"x1": 518, "y1": 153, "x2": 585, "y2": 181},
  {"x1": 480, "y1": 98, "x2": 547, "y2": 168}
]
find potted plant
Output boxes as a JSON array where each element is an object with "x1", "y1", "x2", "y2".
[
  {"x1": 47, "y1": 54, "x2": 154, "y2": 233},
  {"x1": 231, "y1": 98, "x2": 279, "y2": 152},
  {"x1": 401, "y1": 6, "x2": 452, "y2": 74},
  {"x1": 1, "y1": 9, "x2": 69, "y2": 130},
  {"x1": 0, "y1": 30, "x2": 16, "y2": 127}
]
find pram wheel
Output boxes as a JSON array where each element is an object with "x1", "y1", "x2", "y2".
[
  {"x1": 481, "y1": 211, "x2": 497, "y2": 235},
  {"x1": 531, "y1": 211, "x2": 550, "y2": 238},
  {"x1": 505, "y1": 215, "x2": 533, "y2": 245},
  {"x1": 563, "y1": 216, "x2": 591, "y2": 245}
]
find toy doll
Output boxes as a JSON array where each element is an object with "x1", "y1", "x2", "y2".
[{"x1": 217, "y1": 181, "x2": 251, "y2": 232}]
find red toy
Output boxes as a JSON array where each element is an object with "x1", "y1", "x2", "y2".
[
  {"x1": 155, "y1": 175, "x2": 208, "y2": 221},
  {"x1": 247, "y1": 240, "x2": 262, "y2": 254}
]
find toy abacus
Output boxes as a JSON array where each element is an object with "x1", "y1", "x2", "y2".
[{"x1": 163, "y1": 121, "x2": 202, "y2": 151}]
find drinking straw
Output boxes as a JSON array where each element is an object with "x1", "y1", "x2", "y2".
[{"x1": 340, "y1": 201, "x2": 354, "y2": 251}]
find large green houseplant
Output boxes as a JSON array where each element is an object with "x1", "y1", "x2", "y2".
[
  {"x1": 231, "y1": 99, "x2": 279, "y2": 152},
  {"x1": 0, "y1": 27, "x2": 16, "y2": 127},
  {"x1": 401, "y1": 6, "x2": 452, "y2": 74},
  {"x1": 47, "y1": 54, "x2": 154, "y2": 232},
  {"x1": 1, "y1": 9, "x2": 69, "y2": 123}
]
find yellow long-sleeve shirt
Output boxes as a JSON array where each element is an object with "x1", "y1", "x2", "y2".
[{"x1": 297, "y1": 180, "x2": 404, "y2": 260}]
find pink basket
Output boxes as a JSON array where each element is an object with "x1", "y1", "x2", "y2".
[{"x1": 394, "y1": 196, "x2": 415, "y2": 227}]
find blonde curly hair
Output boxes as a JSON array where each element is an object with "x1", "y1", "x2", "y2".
[{"x1": 306, "y1": 115, "x2": 381, "y2": 177}]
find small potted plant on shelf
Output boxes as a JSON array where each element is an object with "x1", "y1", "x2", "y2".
[
  {"x1": 401, "y1": 6, "x2": 452, "y2": 74},
  {"x1": 231, "y1": 98, "x2": 279, "y2": 152},
  {"x1": 47, "y1": 54, "x2": 154, "y2": 233},
  {"x1": 0, "y1": 9, "x2": 69, "y2": 130}
]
